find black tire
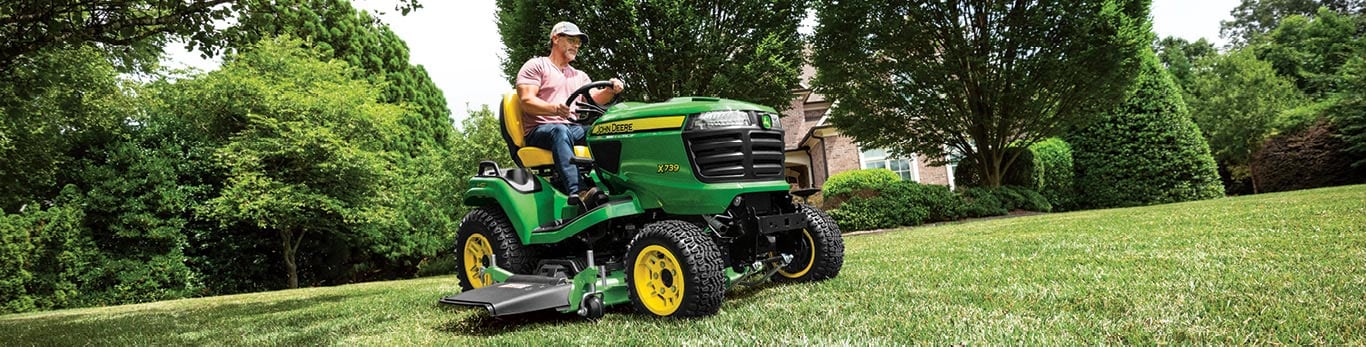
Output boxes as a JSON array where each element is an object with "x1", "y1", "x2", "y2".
[
  {"x1": 625, "y1": 220, "x2": 725, "y2": 318},
  {"x1": 454, "y1": 206, "x2": 534, "y2": 291},
  {"x1": 773, "y1": 203, "x2": 844, "y2": 282}
]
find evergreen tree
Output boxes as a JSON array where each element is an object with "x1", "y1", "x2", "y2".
[
  {"x1": 496, "y1": 0, "x2": 806, "y2": 109},
  {"x1": 1068, "y1": 50, "x2": 1225, "y2": 209}
]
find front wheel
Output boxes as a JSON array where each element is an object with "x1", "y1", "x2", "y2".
[
  {"x1": 625, "y1": 220, "x2": 725, "y2": 317},
  {"x1": 773, "y1": 203, "x2": 844, "y2": 282},
  {"x1": 454, "y1": 207, "x2": 534, "y2": 291}
]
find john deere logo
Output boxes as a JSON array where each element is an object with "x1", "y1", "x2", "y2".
[
  {"x1": 594, "y1": 122, "x2": 634, "y2": 135},
  {"x1": 761, "y1": 115, "x2": 772, "y2": 129}
]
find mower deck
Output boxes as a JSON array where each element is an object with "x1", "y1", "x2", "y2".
[{"x1": 439, "y1": 275, "x2": 572, "y2": 316}]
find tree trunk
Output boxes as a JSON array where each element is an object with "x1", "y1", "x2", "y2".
[
  {"x1": 979, "y1": 149, "x2": 1004, "y2": 187},
  {"x1": 1249, "y1": 161, "x2": 1261, "y2": 194},
  {"x1": 281, "y1": 229, "x2": 304, "y2": 289}
]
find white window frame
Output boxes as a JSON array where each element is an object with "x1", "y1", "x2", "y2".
[{"x1": 858, "y1": 147, "x2": 919, "y2": 182}]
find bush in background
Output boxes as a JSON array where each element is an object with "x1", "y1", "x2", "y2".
[
  {"x1": 1027, "y1": 138, "x2": 1076, "y2": 211},
  {"x1": 0, "y1": 190, "x2": 98, "y2": 314},
  {"x1": 1252, "y1": 120, "x2": 1365, "y2": 192},
  {"x1": 1067, "y1": 50, "x2": 1224, "y2": 209},
  {"x1": 958, "y1": 187, "x2": 1008, "y2": 218},
  {"x1": 821, "y1": 169, "x2": 902, "y2": 209},
  {"x1": 824, "y1": 170, "x2": 966, "y2": 231}
]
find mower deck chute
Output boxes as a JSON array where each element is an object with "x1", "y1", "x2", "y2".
[{"x1": 440, "y1": 275, "x2": 572, "y2": 316}]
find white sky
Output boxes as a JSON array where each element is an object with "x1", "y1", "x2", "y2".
[{"x1": 163, "y1": 0, "x2": 1241, "y2": 124}]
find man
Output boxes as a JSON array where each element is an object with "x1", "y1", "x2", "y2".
[{"x1": 516, "y1": 21, "x2": 624, "y2": 208}]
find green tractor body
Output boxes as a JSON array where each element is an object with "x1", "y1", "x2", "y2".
[{"x1": 442, "y1": 85, "x2": 843, "y2": 319}]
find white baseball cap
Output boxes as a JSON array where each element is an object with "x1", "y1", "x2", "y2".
[{"x1": 550, "y1": 21, "x2": 589, "y2": 46}]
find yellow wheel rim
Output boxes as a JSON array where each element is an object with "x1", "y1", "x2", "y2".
[
  {"x1": 777, "y1": 228, "x2": 816, "y2": 278},
  {"x1": 633, "y1": 245, "x2": 685, "y2": 316},
  {"x1": 462, "y1": 233, "x2": 493, "y2": 288}
]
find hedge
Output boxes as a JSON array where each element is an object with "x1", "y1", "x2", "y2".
[
  {"x1": 1028, "y1": 138, "x2": 1076, "y2": 211},
  {"x1": 1067, "y1": 50, "x2": 1224, "y2": 209},
  {"x1": 823, "y1": 170, "x2": 1052, "y2": 232}
]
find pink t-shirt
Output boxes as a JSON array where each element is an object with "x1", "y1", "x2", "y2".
[{"x1": 516, "y1": 57, "x2": 592, "y2": 135}]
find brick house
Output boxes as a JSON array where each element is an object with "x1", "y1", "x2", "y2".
[{"x1": 780, "y1": 65, "x2": 957, "y2": 190}]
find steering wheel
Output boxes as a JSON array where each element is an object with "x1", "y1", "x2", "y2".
[{"x1": 565, "y1": 80, "x2": 622, "y2": 125}]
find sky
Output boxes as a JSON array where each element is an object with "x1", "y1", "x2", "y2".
[{"x1": 165, "y1": 0, "x2": 1243, "y2": 124}]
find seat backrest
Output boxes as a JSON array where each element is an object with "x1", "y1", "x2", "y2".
[
  {"x1": 501, "y1": 91, "x2": 527, "y2": 147},
  {"x1": 498, "y1": 91, "x2": 526, "y2": 167}
]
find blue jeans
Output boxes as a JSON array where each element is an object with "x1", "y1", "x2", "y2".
[{"x1": 525, "y1": 123, "x2": 587, "y2": 194}]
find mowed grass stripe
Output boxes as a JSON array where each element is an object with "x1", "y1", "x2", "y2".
[{"x1": 3, "y1": 185, "x2": 1362, "y2": 345}]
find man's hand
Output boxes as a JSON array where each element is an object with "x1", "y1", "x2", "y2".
[
  {"x1": 590, "y1": 78, "x2": 627, "y2": 105},
  {"x1": 553, "y1": 103, "x2": 573, "y2": 118}
]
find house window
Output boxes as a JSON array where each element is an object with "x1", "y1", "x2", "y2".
[{"x1": 859, "y1": 147, "x2": 918, "y2": 182}]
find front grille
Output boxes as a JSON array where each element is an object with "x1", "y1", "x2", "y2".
[{"x1": 684, "y1": 128, "x2": 785, "y2": 182}]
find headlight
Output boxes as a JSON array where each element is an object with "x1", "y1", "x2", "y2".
[
  {"x1": 761, "y1": 112, "x2": 782, "y2": 130},
  {"x1": 689, "y1": 110, "x2": 754, "y2": 130}
]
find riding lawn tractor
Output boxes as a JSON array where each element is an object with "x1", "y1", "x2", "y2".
[{"x1": 440, "y1": 81, "x2": 844, "y2": 318}]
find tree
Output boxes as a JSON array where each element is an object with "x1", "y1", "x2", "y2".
[
  {"x1": 811, "y1": 0, "x2": 1152, "y2": 187},
  {"x1": 1067, "y1": 50, "x2": 1224, "y2": 208},
  {"x1": 1185, "y1": 49, "x2": 1306, "y2": 193},
  {"x1": 449, "y1": 106, "x2": 515, "y2": 217},
  {"x1": 226, "y1": 0, "x2": 452, "y2": 156},
  {"x1": 0, "y1": 0, "x2": 422, "y2": 72},
  {"x1": 188, "y1": 37, "x2": 403, "y2": 289},
  {"x1": 1331, "y1": 57, "x2": 1366, "y2": 167},
  {"x1": 1155, "y1": 36, "x2": 1217, "y2": 91},
  {"x1": 496, "y1": 0, "x2": 806, "y2": 109},
  {"x1": 0, "y1": 189, "x2": 95, "y2": 314},
  {"x1": 0, "y1": 45, "x2": 134, "y2": 212},
  {"x1": 1255, "y1": 8, "x2": 1366, "y2": 98},
  {"x1": 1220, "y1": 0, "x2": 1363, "y2": 46}
]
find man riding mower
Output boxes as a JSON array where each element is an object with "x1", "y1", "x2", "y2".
[{"x1": 440, "y1": 80, "x2": 845, "y2": 318}]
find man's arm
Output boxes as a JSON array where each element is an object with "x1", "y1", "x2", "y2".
[
  {"x1": 589, "y1": 78, "x2": 625, "y2": 105},
  {"x1": 518, "y1": 84, "x2": 572, "y2": 118}
]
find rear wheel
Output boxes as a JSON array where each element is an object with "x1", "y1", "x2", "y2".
[
  {"x1": 626, "y1": 220, "x2": 725, "y2": 317},
  {"x1": 455, "y1": 207, "x2": 534, "y2": 291},
  {"x1": 773, "y1": 203, "x2": 844, "y2": 282}
]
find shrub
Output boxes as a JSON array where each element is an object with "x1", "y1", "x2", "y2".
[
  {"x1": 826, "y1": 180, "x2": 966, "y2": 232},
  {"x1": 997, "y1": 186, "x2": 1052, "y2": 212},
  {"x1": 1067, "y1": 50, "x2": 1224, "y2": 209},
  {"x1": 1252, "y1": 120, "x2": 1365, "y2": 192},
  {"x1": 900, "y1": 183, "x2": 964, "y2": 223},
  {"x1": 958, "y1": 187, "x2": 1007, "y2": 218},
  {"x1": 1027, "y1": 138, "x2": 1076, "y2": 211},
  {"x1": 828, "y1": 197, "x2": 926, "y2": 232},
  {"x1": 822, "y1": 169, "x2": 902, "y2": 208},
  {"x1": 0, "y1": 198, "x2": 97, "y2": 314}
]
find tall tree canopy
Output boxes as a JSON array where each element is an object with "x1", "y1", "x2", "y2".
[
  {"x1": 226, "y1": 0, "x2": 452, "y2": 156},
  {"x1": 811, "y1": 0, "x2": 1153, "y2": 187},
  {"x1": 1184, "y1": 49, "x2": 1305, "y2": 192},
  {"x1": 495, "y1": 0, "x2": 806, "y2": 109},
  {"x1": 0, "y1": 0, "x2": 422, "y2": 72},
  {"x1": 1155, "y1": 36, "x2": 1217, "y2": 90},
  {"x1": 184, "y1": 36, "x2": 404, "y2": 289},
  {"x1": 1220, "y1": 0, "x2": 1364, "y2": 46},
  {"x1": 1254, "y1": 8, "x2": 1366, "y2": 98}
]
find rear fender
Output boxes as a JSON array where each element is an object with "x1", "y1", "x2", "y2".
[{"x1": 463, "y1": 174, "x2": 557, "y2": 243}]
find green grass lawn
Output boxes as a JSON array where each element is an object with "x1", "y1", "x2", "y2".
[{"x1": 3, "y1": 185, "x2": 1364, "y2": 345}]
